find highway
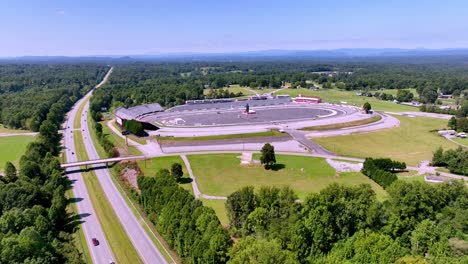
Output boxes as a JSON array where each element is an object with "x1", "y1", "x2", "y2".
[
  {"x1": 64, "y1": 69, "x2": 115, "y2": 263},
  {"x1": 78, "y1": 88, "x2": 168, "y2": 262}
]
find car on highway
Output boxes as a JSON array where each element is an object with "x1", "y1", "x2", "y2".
[{"x1": 92, "y1": 238, "x2": 99, "y2": 246}]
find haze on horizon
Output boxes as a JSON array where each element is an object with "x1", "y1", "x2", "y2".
[{"x1": 1, "y1": 0, "x2": 468, "y2": 57}]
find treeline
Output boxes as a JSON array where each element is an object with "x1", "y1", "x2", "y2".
[
  {"x1": 448, "y1": 116, "x2": 468, "y2": 132},
  {"x1": 123, "y1": 119, "x2": 145, "y2": 137},
  {"x1": 361, "y1": 157, "x2": 405, "y2": 188},
  {"x1": 138, "y1": 170, "x2": 232, "y2": 263},
  {"x1": 225, "y1": 181, "x2": 468, "y2": 263},
  {"x1": 205, "y1": 88, "x2": 243, "y2": 99},
  {"x1": 0, "y1": 84, "x2": 85, "y2": 262},
  {"x1": 0, "y1": 64, "x2": 108, "y2": 130},
  {"x1": 87, "y1": 62, "x2": 468, "y2": 112},
  {"x1": 432, "y1": 147, "x2": 468, "y2": 175}
]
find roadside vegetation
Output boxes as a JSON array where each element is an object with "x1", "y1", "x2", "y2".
[
  {"x1": 302, "y1": 114, "x2": 381, "y2": 131},
  {"x1": 0, "y1": 76, "x2": 96, "y2": 262}
]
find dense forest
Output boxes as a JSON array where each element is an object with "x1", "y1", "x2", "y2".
[
  {"x1": 0, "y1": 81, "x2": 87, "y2": 262},
  {"x1": 133, "y1": 166, "x2": 468, "y2": 264},
  {"x1": 0, "y1": 64, "x2": 109, "y2": 130},
  {"x1": 89, "y1": 61, "x2": 468, "y2": 114},
  {"x1": 224, "y1": 181, "x2": 467, "y2": 263}
]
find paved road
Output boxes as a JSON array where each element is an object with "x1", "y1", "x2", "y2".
[
  {"x1": 64, "y1": 81, "x2": 115, "y2": 263},
  {"x1": 0, "y1": 132, "x2": 38, "y2": 137},
  {"x1": 180, "y1": 154, "x2": 201, "y2": 198},
  {"x1": 286, "y1": 129, "x2": 335, "y2": 155},
  {"x1": 80, "y1": 102, "x2": 168, "y2": 262}
]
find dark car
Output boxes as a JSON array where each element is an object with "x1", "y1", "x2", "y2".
[{"x1": 92, "y1": 238, "x2": 99, "y2": 246}]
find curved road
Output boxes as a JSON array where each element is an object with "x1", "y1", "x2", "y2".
[{"x1": 64, "y1": 68, "x2": 115, "y2": 263}]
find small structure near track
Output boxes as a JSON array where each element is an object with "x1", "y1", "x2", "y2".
[{"x1": 239, "y1": 152, "x2": 253, "y2": 165}]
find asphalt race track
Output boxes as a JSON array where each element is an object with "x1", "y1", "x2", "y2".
[{"x1": 141, "y1": 103, "x2": 357, "y2": 127}]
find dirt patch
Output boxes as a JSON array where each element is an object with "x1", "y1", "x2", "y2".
[{"x1": 119, "y1": 161, "x2": 142, "y2": 191}]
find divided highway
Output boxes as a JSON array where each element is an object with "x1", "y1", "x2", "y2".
[
  {"x1": 77, "y1": 73, "x2": 168, "y2": 263},
  {"x1": 64, "y1": 80, "x2": 115, "y2": 263}
]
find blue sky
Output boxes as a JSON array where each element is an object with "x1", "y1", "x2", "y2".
[{"x1": 1, "y1": 0, "x2": 468, "y2": 56}]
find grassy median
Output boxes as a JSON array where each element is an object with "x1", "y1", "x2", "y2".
[
  {"x1": 86, "y1": 113, "x2": 177, "y2": 263},
  {"x1": 74, "y1": 130, "x2": 143, "y2": 264},
  {"x1": 157, "y1": 129, "x2": 286, "y2": 142},
  {"x1": 302, "y1": 115, "x2": 382, "y2": 131}
]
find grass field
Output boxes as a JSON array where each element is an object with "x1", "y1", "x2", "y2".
[
  {"x1": 451, "y1": 137, "x2": 468, "y2": 147},
  {"x1": 187, "y1": 154, "x2": 386, "y2": 200},
  {"x1": 398, "y1": 175, "x2": 426, "y2": 182},
  {"x1": 0, "y1": 124, "x2": 31, "y2": 133},
  {"x1": 277, "y1": 88, "x2": 419, "y2": 112},
  {"x1": 302, "y1": 115, "x2": 382, "y2": 131},
  {"x1": 157, "y1": 129, "x2": 285, "y2": 142},
  {"x1": 137, "y1": 156, "x2": 193, "y2": 195},
  {"x1": 74, "y1": 131, "x2": 143, "y2": 264},
  {"x1": 201, "y1": 199, "x2": 229, "y2": 226},
  {"x1": 0, "y1": 135, "x2": 35, "y2": 170},
  {"x1": 315, "y1": 115, "x2": 457, "y2": 166}
]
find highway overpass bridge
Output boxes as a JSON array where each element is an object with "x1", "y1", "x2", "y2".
[{"x1": 61, "y1": 155, "x2": 146, "y2": 169}]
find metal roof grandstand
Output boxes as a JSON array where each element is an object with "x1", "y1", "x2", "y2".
[{"x1": 115, "y1": 103, "x2": 163, "y2": 120}]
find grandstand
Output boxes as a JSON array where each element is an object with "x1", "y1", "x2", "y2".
[{"x1": 115, "y1": 103, "x2": 163, "y2": 128}]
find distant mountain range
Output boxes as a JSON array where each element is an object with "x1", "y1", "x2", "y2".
[{"x1": 3, "y1": 48, "x2": 468, "y2": 63}]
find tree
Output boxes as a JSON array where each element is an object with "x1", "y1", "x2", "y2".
[
  {"x1": 363, "y1": 102, "x2": 372, "y2": 114},
  {"x1": 421, "y1": 87, "x2": 438, "y2": 104},
  {"x1": 432, "y1": 147, "x2": 446, "y2": 166},
  {"x1": 448, "y1": 116, "x2": 457, "y2": 130},
  {"x1": 397, "y1": 89, "x2": 415, "y2": 102},
  {"x1": 226, "y1": 186, "x2": 256, "y2": 230},
  {"x1": 170, "y1": 163, "x2": 183, "y2": 182},
  {"x1": 229, "y1": 236, "x2": 298, "y2": 264},
  {"x1": 4, "y1": 162, "x2": 17, "y2": 182},
  {"x1": 260, "y1": 143, "x2": 276, "y2": 170}
]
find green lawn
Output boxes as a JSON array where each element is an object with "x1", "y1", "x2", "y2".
[
  {"x1": 201, "y1": 199, "x2": 229, "y2": 226},
  {"x1": 277, "y1": 88, "x2": 419, "y2": 112},
  {"x1": 137, "y1": 156, "x2": 193, "y2": 195},
  {"x1": 0, "y1": 124, "x2": 31, "y2": 133},
  {"x1": 451, "y1": 137, "x2": 468, "y2": 147},
  {"x1": 157, "y1": 129, "x2": 285, "y2": 142},
  {"x1": 398, "y1": 175, "x2": 426, "y2": 182},
  {"x1": 187, "y1": 154, "x2": 386, "y2": 200},
  {"x1": 0, "y1": 135, "x2": 35, "y2": 170},
  {"x1": 302, "y1": 115, "x2": 382, "y2": 131},
  {"x1": 315, "y1": 115, "x2": 457, "y2": 166}
]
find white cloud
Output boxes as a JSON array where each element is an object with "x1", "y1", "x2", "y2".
[{"x1": 56, "y1": 10, "x2": 65, "y2": 16}]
